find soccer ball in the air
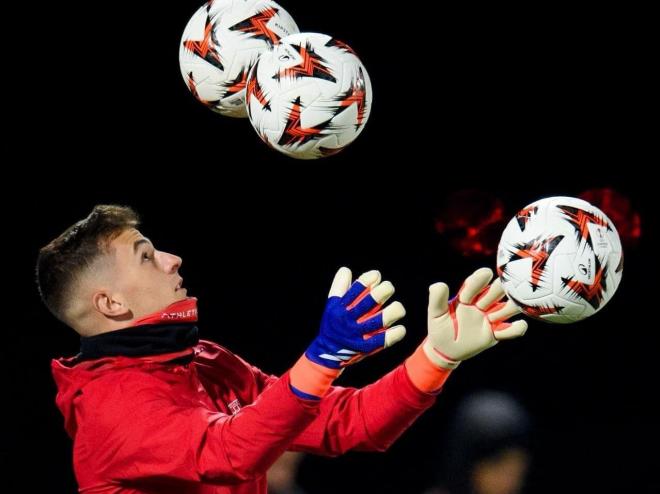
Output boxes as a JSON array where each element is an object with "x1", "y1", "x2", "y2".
[
  {"x1": 179, "y1": 0, "x2": 299, "y2": 118},
  {"x1": 245, "y1": 32, "x2": 372, "y2": 159},
  {"x1": 497, "y1": 196, "x2": 623, "y2": 323}
]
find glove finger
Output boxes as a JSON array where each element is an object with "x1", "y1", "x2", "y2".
[
  {"x1": 341, "y1": 324, "x2": 405, "y2": 365},
  {"x1": 475, "y1": 278, "x2": 506, "y2": 310},
  {"x1": 370, "y1": 280, "x2": 395, "y2": 305},
  {"x1": 340, "y1": 270, "x2": 381, "y2": 306},
  {"x1": 358, "y1": 309, "x2": 383, "y2": 332},
  {"x1": 328, "y1": 267, "x2": 352, "y2": 298},
  {"x1": 382, "y1": 301, "x2": 405, "y2": 327},
  {"x1": 384, "y1": 325, "x2": 406, "y2": 348},
  {"x1": 358, "y1": 300, "x2": 405, "y2": 331},
  {"x1": 428, "y1": 282, "x2": 450, "y2": 319},
  {"x1": 349, "y1": 281, "x2": 394, "y2": 317},
  {"x1": 358, "y1": 323, "x2": 406, "y2": 351},
  {"x1": 458, "y1": 267, "x2": 494, "y2": 304},
  {"x1": 488, "y1": 299, "x2": 522, "y2": 322},
  {"x1": 358, "y1": 270, "x2": 382, "y2": 288},
  {"x1": 356, "y1": 330, "x2": 386, "y2": 353},
  {"x1": 493, "y1": 319, "x2": 528, "y2": 340}
]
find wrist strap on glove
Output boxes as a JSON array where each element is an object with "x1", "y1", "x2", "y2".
[{"x1": 405, "y1": 342, "x2": 453, "y2": 393}]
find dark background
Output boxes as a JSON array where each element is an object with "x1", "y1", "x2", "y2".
[{"x1": 7, "y1": 0, "x2": 656, "y2": 492}]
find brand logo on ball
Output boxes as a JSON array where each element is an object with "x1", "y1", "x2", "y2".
[{"x1": 595, "y1": 228, "x2": 609, "y2": 249}]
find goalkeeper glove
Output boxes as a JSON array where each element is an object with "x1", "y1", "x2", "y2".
[
  {"x1": 290, "y1": 267, "x2": 406, "y2": 398},
  {"x1": 407, "y1": 267, "x2": 527, "y2": 392}
]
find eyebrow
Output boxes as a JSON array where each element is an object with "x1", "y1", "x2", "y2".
[{"x1": 133, "y1": 238, "x2": 152, "y2": 255}]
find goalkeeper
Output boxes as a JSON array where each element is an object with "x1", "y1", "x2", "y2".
[{"x1": 38, "y1": 205, "x2": 527, "y2": 494}]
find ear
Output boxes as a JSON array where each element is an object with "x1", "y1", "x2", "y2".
[{"x1": 92, "y1": 290, "x2": 131, "y2": 319}]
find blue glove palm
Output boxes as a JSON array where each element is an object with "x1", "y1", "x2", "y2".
[{"x1": 306, "y1": 267, "x2": 407, "y2": 369}]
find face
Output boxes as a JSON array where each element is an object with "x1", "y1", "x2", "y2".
[{"x1": 107, "y1": 228, "x2": 187, "y2": 320}]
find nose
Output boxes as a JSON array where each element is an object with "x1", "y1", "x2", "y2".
[{"x1": 156, "y1": 250, "x2": 182, "y2": 274}]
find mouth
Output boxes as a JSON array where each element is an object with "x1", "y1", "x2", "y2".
[{"x1": 175, "y1": 278, "x2": 183, "y2": 291}]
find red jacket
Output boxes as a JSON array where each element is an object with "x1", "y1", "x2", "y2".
[{"x1": 52, "y1": 340, "x2": 437, "y2": 493}]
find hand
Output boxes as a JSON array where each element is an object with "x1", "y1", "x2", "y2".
[
  {"x1": 423, "y1": 267, "x2": 527, "y2": 369},
  {"x1": 306, "y1": 267, "x2": 407, "y2": 369}
]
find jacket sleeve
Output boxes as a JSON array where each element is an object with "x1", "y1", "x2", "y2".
[
  {"x1": 250, "y1": 362, "x2": 438, "y2": 456},
  {"x1": 79, "y1": 371, "x2": 320, "y2": 486}
]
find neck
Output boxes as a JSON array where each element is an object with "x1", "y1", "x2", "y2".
[
  {"x1": 132, "y1": 298, "x2": 198, "y2": 326},
  {"x1": 76, "y1": 298, "x2": 200, "y2": 361},
  {"x1": 86, "y1": 297, "x2": 199, "y2": 336}
]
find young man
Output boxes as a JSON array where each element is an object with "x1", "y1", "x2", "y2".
[{"x1": 38, "y1": 205, "x2": 527, "y2": 494}]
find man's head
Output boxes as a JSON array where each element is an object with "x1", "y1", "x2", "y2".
[{"x1": 36, "y1": 205, "x2": 187, "y2": 336}]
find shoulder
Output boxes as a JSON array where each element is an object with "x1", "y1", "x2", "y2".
[
  {"x1": 193, "y1": 340, "x2": 255, "y2": 370},
  {"x1": 192, "y1": 340, "x2": 273, "y2": 391},
  {"x1": 194, "y1": 339, "x2": 237, "y2": 360},
  {"x1": 72, "y1": 370, "x2": 177, "y2": 451},
  {"x1": 81, "y1": 370, "x2": 172, "y2": 411}
]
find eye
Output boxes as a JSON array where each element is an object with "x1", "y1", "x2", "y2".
[{"x1": 141, "y1": 251, "x2": 153, "y2": 262}]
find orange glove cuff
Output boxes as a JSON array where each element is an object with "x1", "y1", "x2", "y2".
[
  {"x1": 405, "y1": 343, "x2": 453, "y2": 393},
  {"x1": 289, "y1": 355, "x2": 341, "y2": 398}
]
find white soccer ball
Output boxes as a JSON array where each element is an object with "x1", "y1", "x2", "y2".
[
  {"x1": 245, "y1": 32, "x2": 372, "y2": 159},
  {"x1": 497, "y1": 196, "x2": 623, "y2": 323},
  {"x1": 179, "y1": 0, "x2": 299, "y2": 118}
]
